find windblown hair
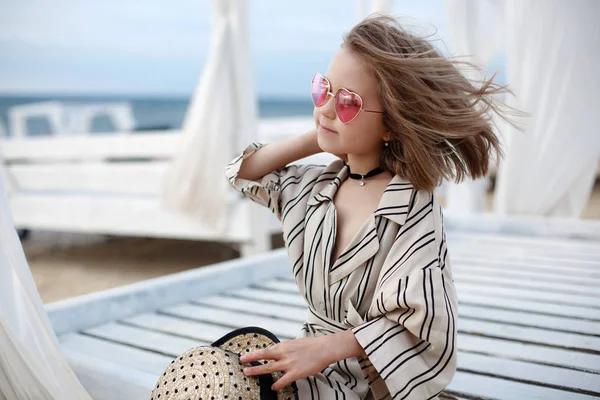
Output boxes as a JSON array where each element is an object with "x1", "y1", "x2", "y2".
[{"x1": 343, "y1": 15, "x2": 524, "y2": 192}]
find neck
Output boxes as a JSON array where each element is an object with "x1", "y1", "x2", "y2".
[{"x1": 345, "y1": 153, "x2": 383, "y2": 176}]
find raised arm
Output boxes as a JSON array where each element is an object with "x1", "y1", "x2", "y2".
[
  {"x1": 226, "y1": 128, "x2": 331, "y2": 221},
  {"x1": 236, "y1": 128, "x2": 322, "y2": 181}
]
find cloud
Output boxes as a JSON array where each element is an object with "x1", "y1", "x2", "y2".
[
  {"x1": 0, "y1": 0, "x2": 210, "y2": 57},
  {"x1": 0, "y1": 0, "x2": 453, "y2": 96}
]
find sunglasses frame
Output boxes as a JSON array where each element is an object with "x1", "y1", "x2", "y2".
[{"x1": 311, "y1": 73, "x2": 384, "y2": 124}]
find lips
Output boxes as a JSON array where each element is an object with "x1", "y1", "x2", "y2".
[{"x1": 320, "y1": 124, "x2": 337, "y2": 134}]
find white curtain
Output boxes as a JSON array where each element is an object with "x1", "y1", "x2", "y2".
[
  {"x1": 444, "y1": 0, "x2": 505, "y2": 215},
  {"x1": 357, "y1": 0, "x2": 392, "y2": 20},
  {"x1": 0, "y1": 176, "x2": 92, "y2": 399},
  {"x1": 494, "y1": 0, "x2": 600, "y2": 217},
  {"x1": 161, "y1": 0, "x2": 257, "y2": 234}
]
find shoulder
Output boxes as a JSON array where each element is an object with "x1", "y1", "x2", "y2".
[
  {"x1": 400, "y1": 187, "x2": 443, "y2": 230},
  {"x1": 276, "y1": 160, "x2": 341, "y2": 205},
  {"x1": 404, "y1": 187, "x2": 445, "y2": 243},
  {"x1": 304, "y1": 159, "x2": 346, "y2": 206},
  {"x1": 311, "y1": 159, "x2": 346, "y2": 188}
]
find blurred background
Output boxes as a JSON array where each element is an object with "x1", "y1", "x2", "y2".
[
  {"x1": 0, "y1": 0, "x2": 598, "y2": 304},
  {"x1": 0, "y1": 1, "x2": 461, "y2": 133}
]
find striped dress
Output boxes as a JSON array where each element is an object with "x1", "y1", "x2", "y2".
[{"x1": 225, "y1": 142, "x2": 458, "y2": 400}]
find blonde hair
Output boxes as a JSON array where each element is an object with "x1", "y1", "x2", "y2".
[{"x1": 343, "y1": 15, "x2": 524, "y2": 192}]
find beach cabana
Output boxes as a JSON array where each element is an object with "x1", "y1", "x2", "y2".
[{"x1": 1, "y1": 1, "x2": 599, "y2": 399}]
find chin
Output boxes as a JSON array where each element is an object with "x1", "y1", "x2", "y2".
[{"x1": 316, "y1": 133, "x2": 339, "y2": 154}]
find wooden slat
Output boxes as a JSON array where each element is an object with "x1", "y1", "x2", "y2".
[
  {"x1": 446, "y1": 370, "x2": 598, "y2": 400},
  {"x1": 83, "y1": 322, "x2": 204, "y2": 357},
  {"x1": 258, "y1": 279, "x2": 298, "y2": 293},
  {"x1": 451, "y1": 254, "x2": 600, "y2": 276},
  {"x1": 59, "y1": 333, "x2": 172, "y2": 375},
  {"x1": 455, "y1": 304, "x2": 600, "y2": 336},
  {"x1": 450, "y1": 242, "x2": 600, "y2": 267},
  {"x1": 458, "y1": 291, "x2": 600, "y2": 321},
  {"x1": 443, "y1": 213, "x2": 600, "y2": 241},
  {"x1": 457, "y1": 352, "x2": 600, "y2": 395},
  {"x1": 451, "y1": 254, "x2": 600, "y2": 279},
  {"x1": 452, "y1": 271, "x2": 600, "y2": 298},
  {"x1": 457, "y1": 333, "x2": 600, "y2": 374},
  {"x1": 192, "y1": 295, "x2": 307, "y2": 323},
  {"x1": 451, "y1": 248, "x2": 600, "y2": 268},
  {"x1": 160, "y1": 303, "x2": 300, "y2": 340},
  {"x1": 449, "y1": 232, "x2": 600, "y2": 255},
  {"x1": 458, "y1": 318, "x2": 600, "y2": 353},
  {"x1": 452, "y1": 246, "x2": 600, "y2": 264},
  {"x1": 231, "y1": 286, "x2": 307, "y2": 308},
  {"x1": 0, "y1": 117, "x2": 316, "y2": 161},
  {"x1": 452, "y1": 261, "x2": 600, "y2": 286},
  {"x1": 8, "y1": 162, "x2": 169, "y2": 195},
  {"x1": 9, "y1": 193, "x2": 251, "y2": 241},
  {"x1": 46, "y1": 249, "x2": 290, "y2": 335},
  {"x1": 455, "y1": 282, "x2": 599, "y2": 308},
  {"x1": 63, "y1": 348, "x2": 155, "y2": 400},
  {"x1": 1, "y1": 132, "x2": 179, "y2": 161},
  {"x1": 123, "y1": 312, "x2": 233, "y2": 343}
]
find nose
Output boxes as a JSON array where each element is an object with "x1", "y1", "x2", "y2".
[{"x1": 320, "y1": 91, "x2": 336, "y2": 120}]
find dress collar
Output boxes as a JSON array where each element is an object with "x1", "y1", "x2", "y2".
[{"x1": 307, "y1": 159, "x2": 414, "y2": 226}]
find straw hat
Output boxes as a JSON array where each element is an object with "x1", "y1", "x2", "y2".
[{"x1": 151, "y1": 326, "x2": 298, "y2": 400}]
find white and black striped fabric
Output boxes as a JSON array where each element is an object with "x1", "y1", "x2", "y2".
[{"x1": 226, "y1": 142, "x2": 458, "y2": 400}]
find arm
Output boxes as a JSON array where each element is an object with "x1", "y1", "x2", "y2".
[
  {"x1": 321, "y1": 329, "x2": 368, "y2": 363},
  {"x1": 225, "y1": 129, "x2": 327, "y2": 221},
  {"x1": 236, "y1": 128, "x2": 322, "y2": 181}
]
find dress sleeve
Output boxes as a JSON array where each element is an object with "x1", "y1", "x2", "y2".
[
  {"x1": 224, "y1": 142, "x2": 325, "y2": 222},
  {"x1": 350, "y1": 190, "x2": 458, "y2": 400}
]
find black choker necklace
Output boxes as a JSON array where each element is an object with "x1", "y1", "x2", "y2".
[{"x1": 345, "y1": 163, "x2": 385, "y2": 187}]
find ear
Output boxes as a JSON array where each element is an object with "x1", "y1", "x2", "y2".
[{"x1": 383, "y1": 132, "x2": 392, "y2": 142}]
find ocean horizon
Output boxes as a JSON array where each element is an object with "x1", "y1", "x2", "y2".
[{"x1": 0, "y1": 94, "x2": 314, "y2": 137}]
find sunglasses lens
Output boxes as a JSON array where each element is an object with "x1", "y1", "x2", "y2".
[
  {"x1": 335, "y1": 89, "x2": 362, "y2": 123},
  {"x1": 311, "y1": 75, "x2": 328, "y2": 106}
]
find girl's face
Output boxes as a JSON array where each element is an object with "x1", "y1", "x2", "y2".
[{"x1": 314, "y1": 47, "x2": 388, "y2": 157}]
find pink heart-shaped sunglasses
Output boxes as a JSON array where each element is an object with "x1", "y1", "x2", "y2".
[{"x1": 311, "y1": 73, "x2": 383, "y2": 124}]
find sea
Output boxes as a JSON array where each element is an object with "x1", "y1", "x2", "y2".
[{"x1": 0, "y1": 95, "x2": 314, "y2": 137}]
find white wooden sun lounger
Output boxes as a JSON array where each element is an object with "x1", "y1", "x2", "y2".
[
  {"x1": 45, "y1": 214, "x2": 600, "y2": 399},
  {"x1": 0, "y1": 117, "x2": 334, "y2": 256}
]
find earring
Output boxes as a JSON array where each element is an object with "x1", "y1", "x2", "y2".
[{"x1": 384, "y1": 141, "x2": 389, "y2": 147}]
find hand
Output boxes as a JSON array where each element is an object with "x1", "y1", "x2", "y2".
[{"x1": 239, "y1": 336, "x2": 333, "y2": 391}]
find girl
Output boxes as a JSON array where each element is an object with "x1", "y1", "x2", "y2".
[{"x1": 226, "y1": 15, "x2": 516, "y2": 400}]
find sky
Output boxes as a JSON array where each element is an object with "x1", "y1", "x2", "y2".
[{"x1": 0, "y1": 0, "x2": 454, "y2": 97}]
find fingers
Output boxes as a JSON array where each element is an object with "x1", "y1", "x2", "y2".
[
  {"x1": 271, "y1": 373, "x2": 294, "y2": 392},
  {"x1": 243, "y1": 360, "x2": 281, "y2": 377},
  {"x1": 239, "y1": 349, "x2": 269, "y2": 363},
  {"x1": 238, "y1": 344, "x2": 295, "y2": 391}
]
